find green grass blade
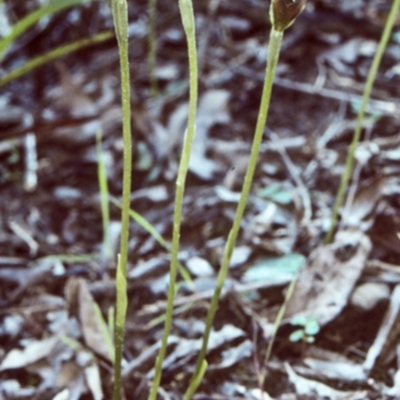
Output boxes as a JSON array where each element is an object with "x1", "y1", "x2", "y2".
[
  {"x1": 0, "y1": 0, "x2": 98, "y2": 60},
  {"x1": 38, "y1": 253, "x2": 98, "y2": 263},
  {"x1": 324, "y1": 0, "x2": 400, "y2": 243},
  {"x1": 110, "y1": 197, "x2": 195, "y2": 290},
  {"x1": 0, "y1": 31, "x2": 113, "y2": 88},
  {"x1": 262, "y1": 275, "x2": 297, "y2": 372},
  {"x1": 96, "y1": 129, "x2": 112, "y2": 259},
  {"x1": 94, "y1": 302, "x2": 115, "y2": 363},
  {"x1": 110, "y1": 196, "x2": 168, "y2": 248},
  {"x1": 147, "y1": 0, "x2": 158, "y2": 97},
  {"x1": 185, "y1": 360, "x2": 207, "y2": 399}
]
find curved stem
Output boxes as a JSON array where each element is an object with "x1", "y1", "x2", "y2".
[
  {"x1": 183, "y1": 29, "x2": 283, "y2": 400},
  {"x1": 148, "y1": 0, "x2": 198, "y2": 398},
  {"x1": 111, "y1": 0, "x2": 132, "y2": 399}
]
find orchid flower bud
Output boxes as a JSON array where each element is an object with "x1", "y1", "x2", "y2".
[{"x1": 270, "y1": 0, "x2": 307, "y2": 32}]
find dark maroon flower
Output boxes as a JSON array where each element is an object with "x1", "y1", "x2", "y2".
[{"x1": 270, "y1": 0, "x2": 307, "y2": 31}]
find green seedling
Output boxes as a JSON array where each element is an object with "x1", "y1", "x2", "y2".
[{"x1": 289, "y1": 315, "x2": 320, "y2": 344}]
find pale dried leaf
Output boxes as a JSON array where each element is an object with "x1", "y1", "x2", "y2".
[
  {"x1": 304, "y1": 358, "x2": 366, "y2": 382},
  {"x1": 350, "y1": 282, "x2": 390, "y2": 311},
  {"x1": 284, "y1": 230, "x2": 371, "y2": 326},
  {"x1": 285, "y1": 362, "x2": 350, "y2": 399},
  {"x1": 363, "y1": 284, "x2": 400, "y2": 372},
  {"x1": 84, "y1": 362, "x2": 104, "y2": 400},
  {"x1": 0, "y1": 336, "x2": 58, "y2": 370},
  {"x1": 343, "y1": 176, "x2": 386, "y2": 228},
  {"x1": 65, "y1": 278, "x2": 110, "y2": 361}
]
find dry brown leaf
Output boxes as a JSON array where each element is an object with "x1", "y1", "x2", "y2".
[
  {"x1": 284, "y1": 230, "x2": 371, "y2": 326},
  {"x1": 65, "y1": 278, "x2": 111, "y2": 361}
]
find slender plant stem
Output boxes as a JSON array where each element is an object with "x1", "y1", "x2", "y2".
[
  {"x1": 148, "y1": 0, "x2": 158, "y2": 97},
  {"x1": 184, "y1": 359, "x2": 207, "y2": 399},
  {"x1": 96, "y1": 129, "x2": 111, "y2": 260},
  {"x1": 111, "y1": 0, "x2": 132, "y2": 399},
  {"x1": 324, "y1": 0, "x2": 400, "y2": 244},
  {"x1": 260, "y1": 274, "x2": 297, "y2": 397},
  {"x1": 0, "y1": 31, "x2": 113, "y2": 89},
  {"x1": 0, "y1": 0, "x2": 97, "y2": 60},
  {"x1": 183, "y1": 29, "x2": 283, "y2": 400},
  {"x1": 148, "y1": 0, "x2": 198, "y2": 398}
]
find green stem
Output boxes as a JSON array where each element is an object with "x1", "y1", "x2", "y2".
[
  {"x1": 183, "y1": 29, "x2": 283, "y2": 400},
  {"x1": 260, "y1": 275, "x2": 297, "y2": 393},
  {"x1": 0, "y1": 0, "x2": 98, "y2": 60},
  {"x1": 324, "y1": 0, "x2": 400, "y2": 244},
  {"x1": 148, "y1": 0, "x2": 158, "y2": 97},
  {"x1": 111, "y1": 0, "x2": 132, "y2": 399},
  {"x1": 96, "y1": 129, "x2": 112, "y2": 260},
  {"x1": 0, "y1": 31, "x2": 113, "y2": 89},
  {"x1": 148, "y1": 0, "x2": 198, "y2": 398}
]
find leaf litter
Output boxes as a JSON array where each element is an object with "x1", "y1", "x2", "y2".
[{"x1": 1, "y1": 0, "x2": 400, "y2": 399}]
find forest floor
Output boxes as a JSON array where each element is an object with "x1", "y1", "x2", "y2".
[{"x1": 1, "y1": 0, "x2": 400, "y2": 399}]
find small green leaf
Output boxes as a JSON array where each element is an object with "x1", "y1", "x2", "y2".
[
  {"x1": 289, "y1": 329, "x2": 303, "y2": 342},
  {"x1": 244, "y1": 253, "x2": 305, "y2": 283},
  {"x1": 306, "y1": 336, "x2": 315, "y2": 343},
  {"x1": 305, "y1": 318, "x2": 320, "y2": 336},
  {"x1": 393, "y1": 30, "x2": 400, "y2": 44},
  {"x1": 258, "y1": 183, "x2": 292, "y2": 205},
  {"x1": 290, "y1": 315, "x2": 307, "y2": 327}
]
